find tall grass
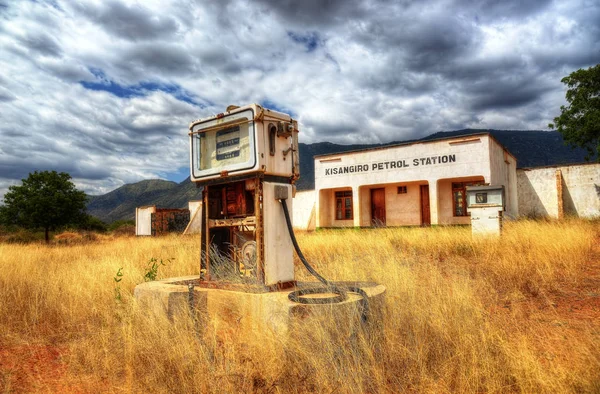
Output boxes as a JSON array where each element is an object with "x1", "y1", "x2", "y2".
[{"x1": 0, "y1": 220, "x2": 598, "y2": 392}]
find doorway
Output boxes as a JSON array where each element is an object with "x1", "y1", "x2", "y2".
[
  {"x1": 420, "y1": 185, "x2": 431, "y2": 226},
  {"x1": 371, "y1": 188, "x2": 386, "y2": 226}
]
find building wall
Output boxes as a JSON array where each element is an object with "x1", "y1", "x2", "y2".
[
  {"x1": 314, "y1": 134, "x2": 517, "y2": 227},
  {"x1": 183, "y1": 200, "x2": 203, "y2": 235},
  {"x1": 356, "y1": 181, "x2": 426, "y2": 226},
  {"x1": 518, "y1": 163, "x2": 600, "y2": 218},
  {"x1": 517, "y1": 167, "x2": 559, "y2": 217},
  {"x1": 135, "y1": 206, "x2": 156, "y2": 236},
  {"x1": 488, "y1": 141, "x2": 518, "y2": 218},
  {"x1": 292, "y1": 190, "x2": 316, "y2": 230}
]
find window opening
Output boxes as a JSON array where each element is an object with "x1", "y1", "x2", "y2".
[
  {"x1": 452, "y1": 181, "x2": 483, "y2": 216},
  {"x1": 335, "y1": 191, "x2": 353, "y2": 220}
]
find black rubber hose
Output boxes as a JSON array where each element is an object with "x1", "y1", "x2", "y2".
[{"x1": 280, "y1": 199, "x2": 369, "y2": 320}]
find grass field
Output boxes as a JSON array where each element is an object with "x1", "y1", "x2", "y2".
[{"x1": 1, "y1": 219, "x2": 599, "y2": 393}]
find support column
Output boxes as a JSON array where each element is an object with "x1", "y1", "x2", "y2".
[
  {"x1": 315, "y1": 188, "x2": 321, "y2": 228},
  {"x1": 353, "y1": 186, "x2": 361, "y2": 228},
  {"x1": 428, "y1": 180, "x2": 439, "y2": 225},
  {"x1": 556, "y1": 169, "x2": 564, "y2": 219}
]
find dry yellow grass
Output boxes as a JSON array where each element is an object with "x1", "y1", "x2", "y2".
[{"x1": 0, "y1": 219, "x2": 599, "y2": 393}]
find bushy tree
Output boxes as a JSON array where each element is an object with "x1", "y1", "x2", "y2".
[
  {"x1": 0, "y1": 171, "x2": 88, "y2": 242},
  {"x1": 549, "y1": 64, "x2": 600, "y2": 160}
]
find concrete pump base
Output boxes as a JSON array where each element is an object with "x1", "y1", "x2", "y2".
[{"x1": 134, "y1": 276, "x2": 386, "y2": 339}]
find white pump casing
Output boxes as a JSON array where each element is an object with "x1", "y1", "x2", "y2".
[{"x1": 189, "y1": 104, "x2": 299, "y2": 183}]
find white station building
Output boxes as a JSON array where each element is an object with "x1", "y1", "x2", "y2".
[
  {"x1": 314, "y1": 133, "x2": 518, "y2": 228},
  {"x1": 290, "y1": 132, "x2": 600, "y2": 230}
]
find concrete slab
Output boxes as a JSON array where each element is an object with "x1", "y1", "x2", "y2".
[{"x1": 134, "y1": 276, "x2": 386, "y2": 340}]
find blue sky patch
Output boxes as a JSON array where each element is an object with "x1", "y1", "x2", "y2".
[
  {"x1": 81, "y1": 68, "x2": 204, "y2": 107},
  {"x1": 164, "y1": 166, "x2": 190, "y2": 183},
  {"x1": 287, "y1": 31, "x2": 320, "y2": 52},
  {"x1": 261, "y1": 99, "x2": 296, "y2": 118}
]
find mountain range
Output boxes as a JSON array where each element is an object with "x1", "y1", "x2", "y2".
[{"x1": 87, "y1": 129, "x2": 592, "y2": 223}]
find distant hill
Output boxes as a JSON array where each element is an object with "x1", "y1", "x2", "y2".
[
  {"x1": 87, "y1": 129, "x2": 592, "y2": 223},
  {"x1": 86, "y1": 178, "x2": 201, "y2": 223}
]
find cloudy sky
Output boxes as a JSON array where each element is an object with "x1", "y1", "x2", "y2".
[{"x1": 0, "y1": 0, "x2": 598, "y2": 198}]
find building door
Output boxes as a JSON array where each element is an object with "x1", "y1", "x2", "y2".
[
  {"x1": 371, "y1": 188, "x2": 386, "y2": 226},
  {"x1": 420, "y1": 185, "x2": 431, "y2": 226}
]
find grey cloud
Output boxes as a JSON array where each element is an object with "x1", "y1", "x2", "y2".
[
  {"x1": 19, "y1": 32, "x2": 62, "y2": 57},
  {"x1": 455, "y1": 0, "x2": 553, "y2": 22},
  {"x1": 466, "y1": 77, "x2": 554, "y2": 111},
  {"x1": 0, "y1": 86, "x2": 16, "y2": 102},
  {"x1": 122, "y1": 43, "x2": 196, "y2": 75},
  {"x1": 76, "y1": 0, "x2": 179, "y2": 41},
  {"x1": 39, "y1": 59, "x2": 94, "y2": 82},
  {"x1": 0, "y1": 155, "x2": 112, "y2": 182},
  {"x1": 251, "y1": 0, "x2": 368, "y2": 26}
]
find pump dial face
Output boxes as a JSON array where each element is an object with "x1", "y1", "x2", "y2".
[{"x1": 190, "y1": 108, "x2": 257, "y2": 180}]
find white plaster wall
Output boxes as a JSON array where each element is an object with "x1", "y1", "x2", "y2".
[
  {"x1": 488, "y1": 142, "x2": 518, "y2": 218},
  {"x1": 518, "y1": 167, "x2": 560, "y2": 217},
  {"x1": 135, "y1": 206, "x2": 156, "y2": 236},
  {"x1": 184, "y1": 201, "x2": 203, "y2": 235},
  {"x1": 561, "y1": 164, "x2": 600, "y2": 217},
  {"x1": 518, "y1": 163, "x2": 600, "y2": 218},
  {"x1": 315, "y1": 136, "x2": 492, "y2": 191},
  {"x1": 292, "y1": 190, "x2": 316, "y2": 230}
]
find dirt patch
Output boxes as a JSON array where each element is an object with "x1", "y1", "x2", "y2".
[{"x1": 0, "y1": 344, "x2": 105, "y2": 393}]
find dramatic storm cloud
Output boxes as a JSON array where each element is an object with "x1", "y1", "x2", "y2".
[{"x1": 0, "y1": 0, "x2": 598, "y2": 198}]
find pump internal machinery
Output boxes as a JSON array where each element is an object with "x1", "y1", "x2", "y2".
[{"x1": 189, "y1": 104, "x2": 299, "y2": 288}]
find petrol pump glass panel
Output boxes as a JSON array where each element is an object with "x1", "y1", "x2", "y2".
[{"x1": 191, "y1": 109, "x2": 256, "y2": 179}]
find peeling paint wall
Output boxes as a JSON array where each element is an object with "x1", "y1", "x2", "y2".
[
  {"x1": 517, "y1": 163, "x2": 600, "y2": 218},
  {"x1": 183, "y1": 201, "x2": 203, "y2": 235}
]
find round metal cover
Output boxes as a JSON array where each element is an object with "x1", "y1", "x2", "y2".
[{"x1": 241, "y1": 241, "x2": 257, "y2": 270}]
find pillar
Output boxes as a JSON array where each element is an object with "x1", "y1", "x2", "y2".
[
  {"x1": 353, "y1": 186, "x2": 361, "y2": 227},
  {"x1": 428, "y1": 180, "x2": 439, "y2": 225}
]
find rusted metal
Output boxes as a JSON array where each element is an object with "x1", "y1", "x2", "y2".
[
  {"x1": 150, "y1": 208, "x2": 190, "y2": 235},
  {"x1": 208, "y1": 217, "x2": 256, "y2": 228},
  {"x1": 174, "y1": 278, "x2": 296, "y2": 293},
  {"x1": 203, "y1": 186, "x2": 211, "y2": 281},
  {"x1": 255, "y1": 177, "x2": 265, "y2": 284}
]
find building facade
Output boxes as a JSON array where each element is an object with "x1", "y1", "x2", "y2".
[{"x1": 313, "y1": 133, "x2": 518, "y2": 228}]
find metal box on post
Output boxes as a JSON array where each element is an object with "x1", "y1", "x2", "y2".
[{"x1": 466, "y1": 185, "x2": 505, "y2": 236}]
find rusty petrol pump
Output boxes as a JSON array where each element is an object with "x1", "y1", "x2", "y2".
[
  {"x1": 135, "y1": 104, "x2": 385, "y2": 339},
  {"x1": 189, "y1": 104, "x2": 300, "y2": 288}
]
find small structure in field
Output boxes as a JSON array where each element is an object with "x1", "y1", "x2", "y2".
[
  {"x1": 466, "y1": 185, "x2": 505, "y2": 236},
  {"x1": 135, "y1": 204, "x2": 197, "y2": 236}
]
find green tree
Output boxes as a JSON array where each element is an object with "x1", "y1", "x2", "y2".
[
  {"x1": 0, "y1": 171, "x2": 88, "y2": 242},
  {"x1": 549, "y1": 64, "x2": 600, "y2": 160}
]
